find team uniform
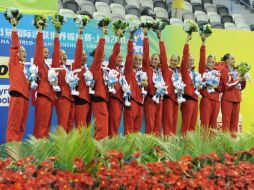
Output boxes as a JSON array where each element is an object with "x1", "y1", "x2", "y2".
[
  {"x1": 160, "y1": 42, "x2": 180, "y2": 135},
  {"x1": 6, "y1": 31, "x2": 30, "y2": 142},
  {"x1": 72, "y1": 38, "x2": 91, "y2": 127},
  {"x1": 180, "y1": 44, "x2": 198, "y2": 135},
  {"x1": 143, "y1": 38, "x2": 163, "y2": 136},
  {"x1": 33, "y1": 32, "x2": 56, "y2": 138},
  {"x1": 220, "y1": 65, "x2": 246, "y2": 132},
  {"x1": 90, "y1": 38, "x2": 109, "y2": 140},
  {"x1": 52, "y1": 37, "x2": 75, "y2": 132},
  {"x1": 124, "y1": 40, "x2": 144, "y2": 135}
]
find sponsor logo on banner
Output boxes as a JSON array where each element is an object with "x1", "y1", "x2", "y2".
[
  {"x1": 0, "y1": 57, "x2": 9, "y2": 78},
  {"x1": 0, "y1": 85, "x2": 10, "y2": 106}
]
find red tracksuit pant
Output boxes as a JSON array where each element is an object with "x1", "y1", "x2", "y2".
[
  {"x1": 163, "y1": 98, "x2": 179, "y2": 135},
  {"x1": 108, "y1": 97, "x2": 123, "y2": 137},
  {"x1": 56, "y1": 96, "x2": 75, "y2": 133},
  {"x1": 75, "y1": 103, "x2": 90, "y2": 128},
  {"x1": 6, "y1": 95, "x2": 29, "y2": 142},
  {"x1": 200, "y1": 96, "x2": 220, "y2": 129},
  {"x1": 124, "y1": 99, "x2": 143, "y2": 136},
  {"x1": 221, "y1": 100, "x2": 240, "y2": 132},
  {"x1": 33, "y1": 94, "x2": 53, "y2": 138},
  {"x1": 92, "y1": 101, "x2": 109, "y2": 140},
  {"x1": 180, "y1": 99, "x2": 198, "y2": 135},
  {"x1": 144, "y1": 96, "x2": 162, "y2": 136}
]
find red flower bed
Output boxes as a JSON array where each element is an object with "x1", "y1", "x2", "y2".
[{"x1": 1, "y1": 149, "x2": 254, "y2": 189}]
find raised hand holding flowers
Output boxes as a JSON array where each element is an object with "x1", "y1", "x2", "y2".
[
  {"x1": 184, "y1": 20, "x2": 198, "y2": 35},
  {"x1": 33, "y1": 15, "x2": 48, "y2": 30},
  {"x1": 140, "y1": 19, "x2": 155, "y2": 31},
  {"x1": 199, "y1": 24, "x2": 212, "y2": 38},
  {"x1": 4, "y1": 8, "x2": 22, "y2": 26},
  {"x1": 74, "y1": 15, "x2": 90, "y2": 29},
  {"x1": 112, "y1": 20, "x2": 128, "y2": 37},
  {"x1": 97, "y1": 17, "x2": 111, "y2": 35},
  {"x1": 152, "y1": 19, "x2": 167, "y2": 37},
  {"x1": 51, "y1": 13, "x2": 67, "y2": 33}
]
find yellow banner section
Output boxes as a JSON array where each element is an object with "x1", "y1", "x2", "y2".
[{"x1": 0, "y1": 57, "x2": 9, "y2": 78}]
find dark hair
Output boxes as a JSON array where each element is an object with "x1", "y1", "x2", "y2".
[
  {"x1": 90, "y1": 48, "x2": 96, "y2": 57},
  {"x1": 221, "y1": 53, "x2": 231, "y2": 62}
]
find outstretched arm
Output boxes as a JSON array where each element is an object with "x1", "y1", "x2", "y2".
[
  {"x1": 9, "y1": 19, "x2": 20, "y2": 66},
  {"x1": 142, "y1": 28, "x2": 150, "y2": 70},
  {"x1": 199, "y1": 37, "x2": 206, "y2": 74},
  {"x1": 52, "y1": 31, "x2": 61, "y2": 68},
  {"x1": 72, "y1": 28, "x2": 83, "y2": 70},
  {"x1": 34, "y1": 24, "x2": 44, "y2": 69},
  {"x1": 90, "y1": 26, "x2": 106, "y2": 73}
]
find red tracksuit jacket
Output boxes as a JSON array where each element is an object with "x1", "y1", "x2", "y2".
[
  {"x1": 198, "y1": 45, "x2": 221, "y2": 102},
  {"x1": 34, "y1": 32, "x2": 55, "y2": 101},
  {"x1": 52, "y1": 37, "x2": 73, "y2": 102},
  {"x1": 180, "y1": 44, "x2": 198, "y2": 101},
  {"x1": 160, "y1": 41, "x2": 178, "y2": 102},
  {"x1": 108, "y1": 42, "x2": 123, "y2": 102},
  {"x1": 72, "y1": 39, "x2": 90, "y2": 103},
  {"x1": 124, "y1": 40, "x2": 143, "y2": 104},
  {"x1": 220, "y1": 66, "x2": 246, "y2": 102},
  {"x1": 90, "y1": 38, "x2": 108, "y2": 102},
  {"x1": 142, "y1": 38, "x2": 156, "y2": 96},
  {"x1": 9, "y1": 31, "x2": 30, "y2": 99}
]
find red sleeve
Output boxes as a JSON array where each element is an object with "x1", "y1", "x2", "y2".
[
  {"x1": 9, "y1": 31, "x2": 20, "y2": 66},
  {"x1": 124, "y1": 40, "x2": 133, "y2": 77},
  {"x1": 90, "y1": 38, "x2": 105, "y2": 73},
  {"x1": 108, "y1": 42, "x2": 120, "y2": 69},
  {"x1": 142, "y1": 37, "x2": 150, "y2": 70},
  {"x1": 72, "y1": 39, "x2": 83, "y2": 70},
  {"x1": 241, "y1": 81, "x2": 246, "y2": 90},
  {"x1": 199, "y1": 45, "x2": 206, "y2": 74},
  {"x1": 34, "y1": 32, "x2": 44, "y2": 69},
  {"x1": 160, "y1": 41, "x2": 168, "y2": 72},
  {"x1": 180, "y1": 44, "x2": 189, "y2": 80},
  {"x1": 52, "y1": 37, "x2": 61, "y2": 68}
]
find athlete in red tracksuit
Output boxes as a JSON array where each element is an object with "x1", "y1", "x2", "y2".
[
  {"x1": 72, "y1": 29, "x2": 91, "y2": 128},
  {"x1": 6, "y1": 20, "x2": 30, "y2": 142},
  {"x1": 124, "y1": 34, "x2": 147, "y2": 135},
  {"x1": 220, "y1": 53, "x2": 246, "y2": 134},
  {"x1": 180, "y1": 34, "x2": 199, "y2": 135},
  {"x1": 199, "y1": 37, "x2": 222, "y2": 129},
  {"x1": 90, "y1": 27, "x2": 108, "y2": 140},
  {"x1": 108, "y1": 30, "x2": 124, "y2": 137},
  {"x1": 52, "y1": 31, "x2": 75, "y2": 132},
  {"x1": 143, "y1": 29, "x2": 163, "y2": 136},
  {"x1": 160, "y1": 38, "x2": 180, "y2": 135},
  {"x1": 33, "y1": 24, "x2": 56, "y2": 138}
]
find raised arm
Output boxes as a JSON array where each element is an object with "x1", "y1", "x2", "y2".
[
  {"x1": 72, "y1": 28, "x2": 83, "y2": 70},
  {"x1": 34, "y1": 24, "x2": 44, "y2": 69},
  {"x1": 199, "y1": 38, "x2": 206, "y2": 74},
  {"x1": 180, "y1": 35, "x2": 191, "y2": 77},
  {"x1": 124, "y1": 39, "x2": 134, "y2": 77},
  {"x1": 90, "y1": 27, "x2": 106, "y2": 72},
  {"x1": 52, "y1": 31, "x2": 61, "y2": 68},
  {"x1": 9, "y1": 20, "x2": 20, "y2": 66},
  {"x1": 159, "y1": 38, "x2": 168, "y2": 72},
  {"x1": 142, "y1": 28, "x2": 150, "y2": 70},
  {"x1": 108, "y1": 30, "x2": 121, "y2": 69}
]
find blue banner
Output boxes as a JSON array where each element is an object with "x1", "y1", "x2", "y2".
[{"x1": 0, "y1": 12, "x2": 145, "y2": 144}]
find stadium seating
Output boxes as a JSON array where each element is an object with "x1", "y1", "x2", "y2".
[{"x1": 58, "y1": 0, "x2": 254, "y2": 31}]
